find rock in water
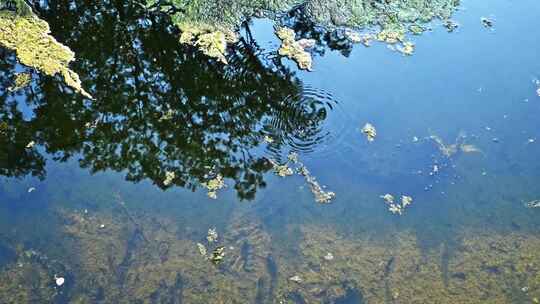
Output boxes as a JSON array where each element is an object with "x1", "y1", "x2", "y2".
[{"x1": 54, "y1": 276, "x2": 65, "y2": 287}]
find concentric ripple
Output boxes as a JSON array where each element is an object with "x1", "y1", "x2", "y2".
[{"x1": 262, "y1": 84, "x2": 351, "y2": 159}]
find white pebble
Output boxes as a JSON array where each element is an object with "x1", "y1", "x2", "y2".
[
  {"x1": 55, "y1": 276, "x2": 65, "y2": 287},
  {"x1": 324, "y1": 252, "x2": 334, "y2": 261}
]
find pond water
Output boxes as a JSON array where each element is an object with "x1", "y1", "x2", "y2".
[{"x1": 1, "y1": 0, "x2": 540, "y2": 303}]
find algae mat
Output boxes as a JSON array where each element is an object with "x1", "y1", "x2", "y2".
[{"x1": 0, "y1": 10, "x2": 91, "y2": 99}]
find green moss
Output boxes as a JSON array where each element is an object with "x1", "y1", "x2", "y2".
[
  {"x1": 0, "y1": 10, "x2": 92, "y2": 99},
  {"x1": 8, "y1": 72, "x2": 31, "y2": 91}
]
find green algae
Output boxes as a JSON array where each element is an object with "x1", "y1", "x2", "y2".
[
  {"x1": 380, "y1": 193, "x2": 413, "y2": 215},
  {"x1": 361, "y1": 122, "x2": 376, "y2": 142},
  {"x1": 177, "y1": 23, "x2": 237, "y2": 64},
  {"x1": 430, "y1": 131, "x2": 483, "y2": 158},
  {"x1": 276, "y1": 27, "x2": 316, "y2": 71},
  {"x1": 0, "y1": 10, "x2": 92, "y2": 99},
  {"x1": 149, "y1": 0, "x2": 460, "y2": 65},
  {"x1": 202, "y1": 174, "x2": 226, "y2": 199},
  {"x1": 8, "y1": 72, "x2": 31, "y2": 92},
  {"x1": 270, "y1": 152, "x2": 335, "y2": 203}
]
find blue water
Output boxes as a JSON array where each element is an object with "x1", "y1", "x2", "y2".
[{"x1": 1, "y1": 0, "x2": 540, "y2": 302}]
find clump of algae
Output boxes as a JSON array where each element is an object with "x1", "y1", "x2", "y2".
[
  {"x1": 149, "y1": 0, "x2": 461, "y2": 65},
  {"x1": 0, "y1": 10, "x2": 92, "y2": 99},
  {"x1": 270, "y1": 152, "x2": 335, "y2": 203},
  {"x1": 202, "y1": 173, "x2": 226, "y2": 199},
  {"x1": 276, "y1": 27, "x2": 316, "y2": 71},
  {"x1": 430, "y1": 131, "x2": 482, "y2": 158},
  {"x1": 177, "y1": 22, "x2": 239, "y2": 64},
  {"x1": 8, "y1": 72, "x2": 32, "y2": 92}
]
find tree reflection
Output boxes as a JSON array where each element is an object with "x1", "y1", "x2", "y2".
[
  {"x1": 0, "y1": 50, "x2": 46, "y2": 179},
  {"x1": 0, "y1": 1, "x2": 335, "y2": 200}
]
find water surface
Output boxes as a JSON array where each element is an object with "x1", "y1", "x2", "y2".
[{"x1": 1, "y1": 0, "x2": 540, "y2": 303}]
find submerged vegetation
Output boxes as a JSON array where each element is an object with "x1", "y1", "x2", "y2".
[{"x1": 2, "y1": 202, "x2": 540, "y2": 303}]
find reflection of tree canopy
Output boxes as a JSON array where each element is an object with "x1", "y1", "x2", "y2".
[
  {"x1": 0, "y1": 50, "x2": 45, "y2": 179},
  {"x1": 0, "y1": 1, "x2": 334, "y2": 200}
]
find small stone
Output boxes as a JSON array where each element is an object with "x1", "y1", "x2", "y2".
[
  {"x1": 323, "y1": 252, "x2": 334, "y2": 261},
  {"x1": 54, "y1": 276, "x2": 65, "y2": 287},
  {"x1": 289, "y1": 275, "x2": 302, "y2": 283}
]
